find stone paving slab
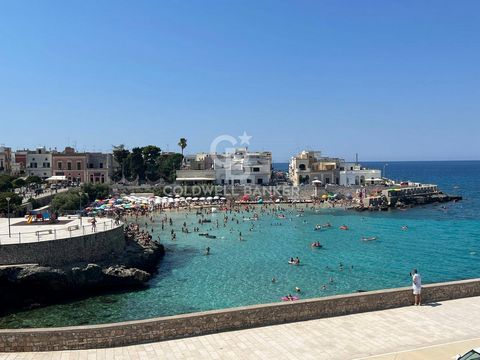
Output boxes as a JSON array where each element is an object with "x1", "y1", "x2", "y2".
[{"x1": 2, "y1": 296, "x2": 480, "y2": 359}]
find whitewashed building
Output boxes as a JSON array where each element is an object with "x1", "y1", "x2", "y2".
[
  {"x1": 338, "y1": 163, "x2": 382, "y2": 186},
  {"x1": 26, "y1": 147, "x2": 52, "y2": 179}
]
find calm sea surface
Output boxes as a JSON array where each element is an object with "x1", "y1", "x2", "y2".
[{"x1": 1, "y1": 161, "x2": 479, "y2": 328}]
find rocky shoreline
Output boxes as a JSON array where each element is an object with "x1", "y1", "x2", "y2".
[{"x1": 0, "y1": 227, "x2": 165, "y2": 316}]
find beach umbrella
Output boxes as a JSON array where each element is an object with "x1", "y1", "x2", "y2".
[
  {"x1": 275, "y1": 199, "x2": 281, "y2": 203},
  {"x1": 192, "y1": 197, "x2": 199, "y2": 201},
  {"x1": 206, "y1": 196, "x2": 213, "y2": 201},
  {"x1": 213, "y1": 196, "x2": 220, "y2": 200},
  {"x1": 186, "y1": 197, "x2": 192, "y2": 201},
  {"x1": 242, "y1": 194, "x2": 250, "y2": 201},
  {"x1": 220, "y1": 197, "x2": 226, "y2": 201},
  {"x1": 199, "y1": 197, "x2": 206, "y2": 201},
  {"x1": 257, "y1": 198, "x2": 264, "y2": 204}
]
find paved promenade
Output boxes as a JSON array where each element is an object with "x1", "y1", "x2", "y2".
[
  {"x1": 0, "y1": 216, "x2": 116, "y2": 245},
  {"x1": 1, "y1": 296, "x2": 480, "y2": 359}
]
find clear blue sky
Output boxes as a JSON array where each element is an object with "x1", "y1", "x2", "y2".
[{"x1": 1, "y1": 1, "x2": 479, "y2": 162}]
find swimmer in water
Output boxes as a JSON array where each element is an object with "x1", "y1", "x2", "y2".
[
  {"x1": 272, "y1": 277, "x2": 276, "y2": 283},
  {"x1": 295, "y1": 287, "x2": 301, "y2": 293},
  {"x1": 401, "y1": 225, "x2": 408, "y2": 230}
]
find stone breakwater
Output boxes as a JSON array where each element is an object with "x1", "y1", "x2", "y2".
[{"x1": 0, "y1": 226, "x2": 165, "y2": 316}]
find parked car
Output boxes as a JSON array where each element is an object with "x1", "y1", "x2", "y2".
[{"x1": 456, "y1": 348, "x2": 480, "y2": 360}]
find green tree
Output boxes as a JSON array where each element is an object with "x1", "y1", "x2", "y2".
[
  {"x1": 159, "y1": 153, "x2": 184, "y2": 183},
  {"x1": 0, "y1": 175, "x2": 14, "y2": 192},
  {"x1": 112, "y1": 144, "x2": 130, "y2": 181},
  {"x1": 25, "y1": 176, "x2": 43, "y2": 185},
  {"x1": 82, "y1": 183, "x2": 111, "y2": 202},
  {"x1": 130, "y1": 147, "x2": 145, "y2": 180},
  {"x1": 142, "y1": 145, "x2": 161, "y2": 181},
  {"x1": 0, "y1": 192, "x2": 23, "y2": 215},
  {"x1": 12, "y1": 178, "x2": 26, "y2": 189},
  {"x1": 178, "y1": 138, "x2": 187, "y2": 156},
  {"x1": 51, "y1": 191, "x2": 88, "y2": 212}
]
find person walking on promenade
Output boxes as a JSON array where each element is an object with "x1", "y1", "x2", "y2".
[
  {"x1": 91, "y1": 217, "x2": 97, "y2": 233},
  {"x1": 411, "y1": 268, "x2": 422, "y2": 305}
]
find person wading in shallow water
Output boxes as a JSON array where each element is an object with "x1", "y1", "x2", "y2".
[{"x1": 411, "y1": 268, "x2": 422, "y2": 305}]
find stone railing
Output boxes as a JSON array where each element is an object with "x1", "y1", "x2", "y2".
[{"x1": 1, "y1": 278, "x2": 479, "y2": 352}]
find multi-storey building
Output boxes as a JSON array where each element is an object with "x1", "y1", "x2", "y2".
[
  {"x1": 176, "y1": 148, "x2": 272, "y2": 185},
  {"x1": 289, "y1": 150, "x2": 382, "y2": 186},
  {"x1": 338, "y1": 162, "x2": 382, "y2": 186},
  {"x1": 52, "y1": 147, "x2": 113, "y2": 184},
  {"x1": 289, "y1": 150, "x2": 343, "y2": 186},
  {"x1": 25, "y1": 147, "x2": 52, "y2": 179},
  {"x1": 214, "y1": 148, "x2": 272, "y2": 185},
  {"x1": 0, "y1": 146, "x2": 12, "y2": 174}
]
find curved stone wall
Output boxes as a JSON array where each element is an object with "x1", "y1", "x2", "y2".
[
  {"x1": 0, "y1": 225, "x2": 125, "y2": 267},
  {"x1": 0, "y1": 278, "x2": 479, "y2": 352}
]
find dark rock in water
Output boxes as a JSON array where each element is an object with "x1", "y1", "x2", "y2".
[{"x1": 0, "y1": 235, "x2": 165, "y2": 315}]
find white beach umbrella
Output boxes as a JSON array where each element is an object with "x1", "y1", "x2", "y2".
[
  {"x1": 213, "y1": 196, "x2": 220, "y2": 200},
  {"x1": 186, "y1": 197, "x2": 192, "y2": 201},
  {"x1": 206, "y1": 196, "x2": 213, "y2": 201},
  {"x1": 220, "y1": 197, "x2": 226, "y2": 201},
  {"x1": 199, "y1": 197, "x2": 206, "y2": 201},
  {"x1": 192, "y1": 197, "x2": 199, "y2": 201}
]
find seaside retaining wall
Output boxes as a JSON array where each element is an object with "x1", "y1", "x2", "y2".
[
  {"x1": 0, "y1": 225, "x2": 125, "y2": 267},
  {"x1": 1, "y1": 278, "x2": 479, "y2": 352}
]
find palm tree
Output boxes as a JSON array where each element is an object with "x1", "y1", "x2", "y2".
[{"x1": 178, "y1": 138, "x2": 187, "y2": 156}]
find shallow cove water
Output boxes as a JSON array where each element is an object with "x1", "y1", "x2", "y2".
[{"x1": 1, "y1": 161, "x2": 479, "y2": 329}]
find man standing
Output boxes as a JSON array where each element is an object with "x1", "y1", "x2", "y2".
[{"x1": 411, "y1": 269, "x2": 422, "y2": 305}]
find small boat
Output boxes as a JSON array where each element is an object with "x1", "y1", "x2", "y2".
[
  {"x1": 205, "y1": 235, "x2": 217, "y2": 239},
  {"x1": 339, "y1": 225, "x2": 349, "y2": 230},
  {"x1": 361, "y1": 236, "x2": 377, "y2": 242}
]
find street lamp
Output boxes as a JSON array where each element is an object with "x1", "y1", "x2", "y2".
[
  {"x1": 78, "y1": 192, "x2": 84, "y2": 226},
  {"x1": 5, "y1": 197, "x2": 11, "y2": 238},
  {"x1": 383, "y1": 163, "x2": 389, "y2": 179}
]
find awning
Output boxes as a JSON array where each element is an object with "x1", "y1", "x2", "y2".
[
  {"x1": 176, "y1": 177, "x2": 215, "y2": 181},
  {"x1": 46, "y1": 176, "x2": 67, "y2": 182}
]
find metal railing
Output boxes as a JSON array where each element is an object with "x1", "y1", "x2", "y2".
[{"x1": 0, "y1": 219, "x2": 122, "y2": 245}]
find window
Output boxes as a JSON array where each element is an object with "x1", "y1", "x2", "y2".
[
  {"x1": 299, "y1": 164, "x2": 306, "y2": 171},
  {"x1": 247, "y1": 179, "x2": 252, "y2": 183},
  {"x1": 99, "y1": 162, "x2": 103, "y2": 168},
  {"x1": 252, "y1": 167, "x2": 259, "y2": 172},
  {"x1": 58, "y1": 162, "x2": 62, "y2": 170},
  {"x1": 257, "y1": 178, "x2": 263, "y2": 185},
  {"x1": 77, "y1": 162, "x2": 82, "y2": 170},
  {"x1": 67, "y1": 162, "x2": 72, "y2": 170}
]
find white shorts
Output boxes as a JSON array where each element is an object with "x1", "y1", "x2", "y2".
[{"x1": 413, "y1": 287, "x2": 421, "y2": 295}]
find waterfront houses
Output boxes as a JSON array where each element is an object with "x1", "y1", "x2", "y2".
[
  {"x1": 176, "y1": 148, "x2": 272, "y2": 185},
  {"x1": 289, "y1": 150, "x2": 382, "y2": 186}
]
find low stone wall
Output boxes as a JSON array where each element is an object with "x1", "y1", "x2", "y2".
[
  {"x1": 0, "y1": 225, "x2": 125, "y2": 267},
  {"x1": 1, "y1": 278, "x2": 479, "y2": 352}
]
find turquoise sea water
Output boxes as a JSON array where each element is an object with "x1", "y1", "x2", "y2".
[{"x1": 1, "y1": 161, "x2": 479, "y2": 328}]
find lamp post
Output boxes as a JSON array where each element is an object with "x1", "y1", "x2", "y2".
[
  {"x1": 5, "y1": 196, "x2": 11, "y2": 238},
  {"x1": 78, "y1": 192, "x2": 83, "y2": 226},
  {"x1": 383, "y1": 163, "x2": 389, "y2": 179}
]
